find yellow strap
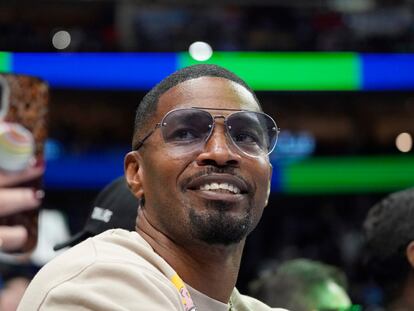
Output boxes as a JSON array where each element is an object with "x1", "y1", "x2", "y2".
[{"x1": 170, "y1": 273, "x2": 197, "y2": 311}]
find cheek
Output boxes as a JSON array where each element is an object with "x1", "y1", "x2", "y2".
[
  {"x1": 252, "y1": 159, "x2": 272, "y2": 203},
  {"x1": 142, "y1": 154, "x2": 185, "y2": 199}
]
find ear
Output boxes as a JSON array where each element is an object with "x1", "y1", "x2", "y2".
[
  {"x1": 124, "y1": 151, "x2": 144, "y2": 200},
  {"x1": 406, "y1": 241, "x2": 414, "y2": 268}
]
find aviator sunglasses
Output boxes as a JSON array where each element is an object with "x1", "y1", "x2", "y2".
[{"x1": 133, "y1": 107, "x2": 280, "y2": 158}]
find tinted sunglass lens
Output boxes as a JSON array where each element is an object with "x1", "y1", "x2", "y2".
[
  {"x1": 161, "y1": 109, "x2": 213, "y2": 144},
  {"x1": 227, "y1": 111, "x2": 277, "y2": 156}
]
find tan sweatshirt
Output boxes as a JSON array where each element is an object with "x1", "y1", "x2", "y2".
[{"x1": 17, "y1": 229, "x2": 287, "y2": 311}]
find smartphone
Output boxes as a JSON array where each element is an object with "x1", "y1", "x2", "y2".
[{"x1": 0, "y1": 74, "x2": 49, "y2": 253}]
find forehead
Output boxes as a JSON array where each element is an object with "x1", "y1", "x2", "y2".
[{"x1": 156, "y1": 76, "x2": 260, "y2": 117}]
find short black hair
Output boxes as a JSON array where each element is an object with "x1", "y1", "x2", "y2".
[
  {"x1": 132, "y1": 64, "x2": 260, "y2": 149},
  {"x1": 363, "y1": 187, "x2": 414, "y2": 304},
  {"x1": 248, "y1": 259, "x2": 348, "y2": 310}
]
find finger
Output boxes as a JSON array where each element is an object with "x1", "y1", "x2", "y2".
[
  {"x1": 0, "y1": 165, "x2": 44, "y2": 187},
  {"x1": 0, "y1": 226, "x2": 28, "y2": 252},
  {"x1": 0, "y1": 188, "x2": 44, "y2": 216}
]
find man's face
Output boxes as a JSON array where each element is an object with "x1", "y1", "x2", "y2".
[{"x1": 131, "y1": 76, "x2": 272, "y2": 246}]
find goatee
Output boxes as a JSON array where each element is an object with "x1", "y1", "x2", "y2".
[{"x1": 189, "y1": 200, "x2": 252, "y2": 245}]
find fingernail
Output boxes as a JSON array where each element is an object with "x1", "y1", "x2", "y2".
[{"x1": 33, "y1": 189, "x2": 45, "y2": 200}]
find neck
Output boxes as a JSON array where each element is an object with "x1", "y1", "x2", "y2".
[{"x1": 137, "y1": 208, "x2": 245, "y2": 303}]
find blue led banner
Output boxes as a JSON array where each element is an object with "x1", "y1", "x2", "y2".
[
  {"x1": 11, "y1": 52, "x2": 177, "y2": 90},
  {"x1": 2, "y1": 52, "x2": 414, "y2": 90}
]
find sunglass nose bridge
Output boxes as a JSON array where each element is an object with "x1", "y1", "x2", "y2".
[
  {"x1": 212, "y1": 115, "x2": 226, "y2": 127},
  {"x1": 212, "y1": 115, "x2": 226, "y2": 120},
  {"x1": 202, "y1": 119, "x2": 240, "y2": 158}
]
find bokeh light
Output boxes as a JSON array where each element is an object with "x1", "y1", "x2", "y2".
[
  {"x1": 188, "y1": 41, "x2": 213, "y2": 61},
  {"x1": 52, "y1": 30, "x2": 71, "y2": 50},
  {"x1": 395, "y1": 132, "x2": 413, "y2": 152}
]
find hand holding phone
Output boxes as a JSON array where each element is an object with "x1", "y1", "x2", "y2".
[
  {"x1": 0, "y1": 74, "x2": 48, "y2": 254},
  {"x1": 0, "y1": 164, "x2": 44, "y2": 252}
]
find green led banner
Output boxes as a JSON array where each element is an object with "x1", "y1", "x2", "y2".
[
  {"x1": 0, "y1": 52, "x2": 11, "y2": 72},
  {"x1": 179, "y1": 52, "x2": 360, "y2": 91},
  {"x1": 283, "y1": 155, "x2": 414, "y2": 194}
]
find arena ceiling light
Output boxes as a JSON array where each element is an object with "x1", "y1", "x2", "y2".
[
  {"x1": 396, "y1": 132, "x2": 413, "y2": 153},
  {"x1": 52, "y1": 30, "x2": 71, "y2": 50},
  {"x1": 188, "y1": 41, "x2": 213, "y2": 61}
]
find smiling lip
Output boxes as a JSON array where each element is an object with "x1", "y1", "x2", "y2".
[{"x1": 185, "y1": 174, "x2": 250, "y2": 195}]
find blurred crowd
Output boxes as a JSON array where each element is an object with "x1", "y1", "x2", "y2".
[{"x1": 1, "y1": 2, "x2": 414, "y2": 52}]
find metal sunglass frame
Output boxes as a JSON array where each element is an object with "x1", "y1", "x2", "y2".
[{"x1": 133, "y1": 107, "x2": 280, "y2": 157}]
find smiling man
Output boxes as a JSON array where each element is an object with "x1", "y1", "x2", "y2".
[{"x1": 18, "y1": 64, "x2": 285, "y2": 311}]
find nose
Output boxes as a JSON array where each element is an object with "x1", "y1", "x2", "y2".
[{"x1": 196, "y1": 124, "x2": 241, "y2": 167}]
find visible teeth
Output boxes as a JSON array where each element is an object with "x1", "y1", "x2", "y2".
[
  {"x1": 211, "y1": 183, "x2": 219, "y2": 190},
  {"x1": 200, "y1": 182, "x2": 241, "y2": 194}
]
